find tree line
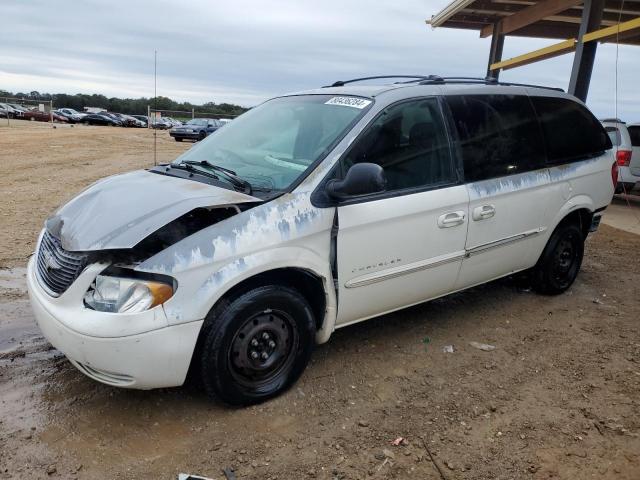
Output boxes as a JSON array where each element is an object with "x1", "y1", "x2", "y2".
[{"x1": 0, "y1": 90, "x2": 248, "y2": 116}]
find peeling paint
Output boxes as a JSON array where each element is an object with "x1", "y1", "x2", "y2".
[
  {"x1": 468, "y1": 169, "x2": 550, "y2": 200},
  {"x1": 548, "y1": 157, "x2": 601, "y2": 182},
  {"x1": 139, "y1": 193, "x2": 326, "y2": 274}
]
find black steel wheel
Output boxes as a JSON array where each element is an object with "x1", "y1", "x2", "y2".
[
  {"x1": 199, "y1": 285, "x2": 315, "y2": 406},
  {"x1": 532, "y1": 222, "x2": 584, "y2": 295},
  {"x1": 198, "y1": 131, "x2": 206, "y2": 141}
]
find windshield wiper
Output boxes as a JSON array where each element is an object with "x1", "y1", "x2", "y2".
[
  {"x1": 169, "y1": 162, "x2": 220, "y2": 180},
  {"x1": 182, "y1": 160, "x2": 252, "y2": 194}
]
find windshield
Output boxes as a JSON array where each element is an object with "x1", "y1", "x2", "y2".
[
  {"x1": 186, "y1": 119, "x2": 208, "y2": 126},
  {"x1": 173, "y1": 94, "x2": 372, "y2": 191}
]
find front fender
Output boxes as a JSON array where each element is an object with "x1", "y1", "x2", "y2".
[{"x1": 162, "y1": 247, "x2": 337, "y2": 344}]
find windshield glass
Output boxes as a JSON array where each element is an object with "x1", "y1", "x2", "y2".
[
  {"x1": 186, "y1": 119, "x2": 208, "y2": 126},
  {"x1": 173, "y1": 95, "x2": 372, "y2": 191}
]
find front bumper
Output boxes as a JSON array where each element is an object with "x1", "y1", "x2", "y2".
[
  {"x1": 170, "y1": 131, "x2": 202, "y2": 140},
  {"x1": 26, "y1": 257, "x2": 203, "y2": 389}
]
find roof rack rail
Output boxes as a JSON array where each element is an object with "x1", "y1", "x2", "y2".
[
  {"x1": 325, "y1": 75, "x2": 439, "y2": 87},
  {"x1": 323, "y1": 75, "x2": 564, "y2": 92},
  {"x1": 418, "y1": 76, "x2": 564, "y2": 92},
  {"x1": 600, "y1": 117, "x2": 625, "y2": 123}
]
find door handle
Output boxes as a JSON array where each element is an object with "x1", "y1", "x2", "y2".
[
  {"x1": 438, "y1": 211, "x2": 466, "y2": 228},
  {"x1": 472, "y1": 204, "x2": 496, "y2": 221}
]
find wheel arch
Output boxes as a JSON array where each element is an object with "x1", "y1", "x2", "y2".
[
  {"x1": 548, "y1": 195, "x2": 596, "y2": 239},
  {"x1": 208, "y1": 267, "x2": 328, "y2": 332},
  {"x1": 185, "y1": 265, "x2": 332, "y2": 387}
]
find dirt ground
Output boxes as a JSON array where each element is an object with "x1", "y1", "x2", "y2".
[{"x1": 1, "y1": 122, "x2": 639, "y2": 480}]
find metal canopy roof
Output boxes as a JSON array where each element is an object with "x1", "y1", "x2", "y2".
[{"x1": 428, "y1": 0, "x2": 640, "y2": 45}]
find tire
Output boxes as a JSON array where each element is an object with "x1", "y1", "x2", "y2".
[
  {"x1": 531, "y1": 222, "x2": 584, "y2": 295},
  {"x1": 200, "y1": 285, "x2": 315, "y2": 406},
  {"x1": 83, "y1": 121, "x2": 89, "y2": 126},
  {"x1": 175, "y1": 137, "x2": 183, "y2": 142},
  {"x1": 198, "y1": 131, "x2": 206, "y2": 141}
]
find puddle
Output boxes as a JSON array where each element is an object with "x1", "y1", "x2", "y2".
[
  {"x1": 0, "y1": 267, "x2": 43, "y2": 353},
  {"x1": 0, "y1": 266, "x2": 27, "y2": 290}
]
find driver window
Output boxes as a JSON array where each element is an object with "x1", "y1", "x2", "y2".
[{"x1": 340, "y1": 98, "x2": 454, "y2": 192}]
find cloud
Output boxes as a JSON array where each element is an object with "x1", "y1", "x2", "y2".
[{"x1": 1, "y1": 0, "x2": 638, "y2": 119}]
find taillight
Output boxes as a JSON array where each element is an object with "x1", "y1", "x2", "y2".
[
  {"x1": 616, "y1": 150, "x2": 632, "y2": 166},
  {"x1": 612, "y1": 161, "x2": 619, "y2": 187}
]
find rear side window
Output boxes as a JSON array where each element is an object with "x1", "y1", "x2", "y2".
[
  {"x1": 628, "y1": 126, "x2": 640, "y2": 147},
  {"x1": 530, "y1": 96, "x2": 611, "y2": 163},
  {"x1": 605, "y1": 127, "x2": 621, "y2": 146},
  {"x1": 446, "y1": 95, "x2": 546, "y2": 182}
]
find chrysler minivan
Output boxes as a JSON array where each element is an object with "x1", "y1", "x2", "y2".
[{"x1": 27, "y1": 76, "x2": 615, "y2": 405}]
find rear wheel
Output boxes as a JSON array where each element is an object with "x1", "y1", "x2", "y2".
[
  {"x1": 199, "y1": 286, "x2": 315, "y2": 406},
  {"x1": 531, "y1": 223, "x2": 584, "y2": 295}
]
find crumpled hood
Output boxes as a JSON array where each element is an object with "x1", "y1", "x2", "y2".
[{"x1": 46, "y1": 170, "x2": 258, "y2": 251}]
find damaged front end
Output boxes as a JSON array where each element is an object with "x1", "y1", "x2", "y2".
[{"x1": 35, "y1": 169, "x2": 262, "y2": 311}]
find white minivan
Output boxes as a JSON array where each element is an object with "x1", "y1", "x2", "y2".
[{"x1": 27, "y1": 76, "x2": 615, "y2": 405}]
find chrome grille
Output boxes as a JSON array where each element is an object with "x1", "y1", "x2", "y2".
[{"x1": 36, "y1": 231, "x2": 89, "y2": 296}]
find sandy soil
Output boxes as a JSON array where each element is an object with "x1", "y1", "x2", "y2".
[{"x1": 1, "y1": 122, "x2": 639, "y2": 479}]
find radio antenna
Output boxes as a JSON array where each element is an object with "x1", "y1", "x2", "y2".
[{"x1": 153, "y1": 50, "x2": 157, "y2": 166}]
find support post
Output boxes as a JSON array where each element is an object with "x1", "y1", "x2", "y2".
[
  {"x1": 487, "y1": 23, "x2": 505, "y2": 80},
  {"x1": 147, "y1": 105, "x2": 151, "y2": 129},
  {"x1": 568, "y1": 0, "x2": 604, "y2": 101}
]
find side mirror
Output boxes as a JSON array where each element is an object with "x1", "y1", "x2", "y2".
[{"x1": 326, "y1": 163, "x2": 386, "y2": 200}]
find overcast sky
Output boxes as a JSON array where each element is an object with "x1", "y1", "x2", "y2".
[{"x1": 1, "y1": 0, "x2": 638, "y2": 120}]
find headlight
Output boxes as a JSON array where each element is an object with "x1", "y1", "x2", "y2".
[{"x1": 84, "y1": 273, "x2": 174, "y2": 313}]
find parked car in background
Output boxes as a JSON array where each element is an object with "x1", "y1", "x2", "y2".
[
  {"x1": 120, "y1": 114, "x2": 146, "y2": 127},
  {"x1": 0, "y1": 102, "x2": 24, "y2": 118},
  {"x1": 165, "y1": 117, "x2": 183, "y2": 127},
  {"x1": 602, "y1": 118, "x2": 640, "y2": 193},
  {"x1": 80, "y1": 113, "x2": 122, "y2": 126},
  {"x1": 55, "y1": 108, "x2": 87, "y2": 123},
  {"x1": 22, "y1": 110, "x2": 68, "y2": 123},
  {"x1": 150, "y1": 117, "x2": 173, "y2": 129},
  {"x1": 169, "y1": 118, "x2": 223, "y2": 141},
  {"x1": 9, "y1": 103, "x2": 30, "y2": 115},
  {"x1": 27, "y1": 77, "x2": 615, "y2": 405},
  {"x1": 132, "y1": 115, "x2": 149, "y2": 127}
]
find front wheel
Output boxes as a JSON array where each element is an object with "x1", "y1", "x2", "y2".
[
  {"x1": 531, "y1": 223, "x2": 584, "y2": 295},
  {"x1": 200, "y1": 286, "x2": 315, "y2": 406}
]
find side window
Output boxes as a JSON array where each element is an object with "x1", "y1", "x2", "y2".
[
  {"x1": 530, "y1": 96, "x2": 611, "y2": 163},
  {"x1": 446, "y1": 95, "x2": 546, "y2": 183},
  {"x1": 604, "y1": 126, "x2": 621, "y2": 146},
  {"x1": 628, "y1": 126, "x2": 640, "y2": 147},
  {"x1": 340, "y1": 98, "x2": 455, "y2": 192}
]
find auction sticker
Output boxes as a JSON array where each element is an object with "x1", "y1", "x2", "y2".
[{"x1": 325, "y1": 97, "x2": 372, "y2": 109}]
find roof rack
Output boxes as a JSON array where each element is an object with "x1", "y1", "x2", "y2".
[
  {"x1": 600, "y1": 117, "x2": 625, "y2": 123},
  {"x1": 324, "y1": 75, "x2": 563, "y2": 92},
  {"x1": 326, "y1": 75, "x2": 439, "y2": 87},
  {"x1": 417, "y1": 76, "x2": 564, "y2": 92}
]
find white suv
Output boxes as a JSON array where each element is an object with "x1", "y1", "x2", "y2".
[
  {"x1": 601, "y1": 118, "x2": 640, "y2": 193},
  {"x1": 27, "y1": 76, "x2": 615, "y2": 405}
]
